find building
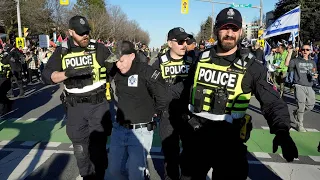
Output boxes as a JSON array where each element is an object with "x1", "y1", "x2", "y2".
[{"x1": 266, "y1": 11, "x2": 275, "y2": 28}]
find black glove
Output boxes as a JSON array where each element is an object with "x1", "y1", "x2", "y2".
[
  {"x1": 65, "y1": 67, "x2": 93, "y2": 78},
  {"x1": 273, "y1": 131, "x2": 298, "y2": 162}
]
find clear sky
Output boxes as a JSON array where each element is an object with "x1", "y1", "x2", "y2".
[{"x1": 72, "y1": 0, "x2": 278, "y2": 48}]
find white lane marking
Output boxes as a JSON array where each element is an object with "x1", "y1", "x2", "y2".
[
  {"x1": 309, "y1": 156, "x2": 320, "y2": 162},
  {"x1": 0, "y1": 140, "x2": 12, "y2": 146},
  {"x1": 253, "y1": 152, "x2": 272, "y2": 159},
  {"x1": 0, "y1": 149, "x2": 55, "y2": 180},
  {"x1": 44, "y1": 142, "x2": 61, "y2": 148},
  {"x1": 261, "y1": 126, "x2": 296, "y2": 132}
]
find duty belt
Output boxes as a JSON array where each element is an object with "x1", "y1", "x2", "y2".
[
  {"x1": 65, "y1": 89, "x2": 105, "y2": 106},
  {"x1": 119, "y1": 122, "x2": 148, "y2": 129}
]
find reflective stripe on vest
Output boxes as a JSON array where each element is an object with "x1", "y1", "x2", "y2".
[
  {"x1": 192, "y1": 61, "x2": 251, "y2": 118},
  {"x1": 61, "y1": 51, "x2": 106, "y2": 93}
]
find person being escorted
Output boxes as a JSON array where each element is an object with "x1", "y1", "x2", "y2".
[
  {"x1": 42, "y1": 16, "x2": 113, "y2": 180},
  {"x1": 152, "y1": 27, "x2": 195, "y2": 180},
  {"x1": 287, "y1": 44, "x2": 318, "y2": 132},
  {"x1": 171, "y1": 8, "x2": 298, "y2": 179},
  {"x1": 106, "y1": 41, "x2": 169, "y2": 180}
]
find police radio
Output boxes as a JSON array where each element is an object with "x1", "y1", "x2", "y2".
[{"x1": 209, "y1": 81, "x2": 229, "y2": 115}]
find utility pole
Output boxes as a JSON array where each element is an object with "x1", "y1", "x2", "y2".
[
  {"x1": 260, "y1": 0, "x2": 263, "y2": 28},
  {"x1": 211, "y1": 3, "x2": 214, "y2": 38},
  {"x1": 16, "y1": 0, "x2": 22, "y2": 37}
]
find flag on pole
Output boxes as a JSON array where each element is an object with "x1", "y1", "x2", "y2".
[
  {"x1": 264, "y1": 41, "x2": 272, "y2": 57},
  {"x1": 264, "y1": 41, "x2": 275, "y2": 70},
  {"x1": 263, "y1": 6, "x2": 300, "y2": 39},
  {"x1": 288, "y1": 30, "x2": 298, "y2": 48}
]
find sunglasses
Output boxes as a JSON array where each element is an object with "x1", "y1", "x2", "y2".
[
  {"x1": 302, "y1": 49, "x2": 310, "y2": 51},
  {"x1": 171, "y1": 39, "x2": 187, "y2": 45},
  {"x1": 77, "y1": 31, "x2": 90, "y2": 36}
]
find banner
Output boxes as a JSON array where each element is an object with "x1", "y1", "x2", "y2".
[
  {"x1": 39, "y1": 35, "x2": 50, "y2": 48},
  {"x1": 263, "y1": 6, "x2": 300, "y2": 39}
]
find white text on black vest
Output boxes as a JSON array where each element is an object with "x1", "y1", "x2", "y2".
[
  {"x1": 164, "y1": 65, "x2": 189, "y2": 76},
  {"x1": 198, "y1": 68, "x2": 238, "y2": 89},
  {"x1": 65, "y1": 55, "x2": 93, "y2": 68}
]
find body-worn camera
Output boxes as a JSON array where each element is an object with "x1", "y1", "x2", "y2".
[
  {"x1": 147, "y1": 121, "x2": 157, "y2": 131},
  {"x1": 210, "y1": 88, "x2": 229, "y2": 115}
]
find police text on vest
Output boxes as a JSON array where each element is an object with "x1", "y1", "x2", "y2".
[
  {"x1": 164, "y1": 65, "x2": 189, "y2": 76},
  {"x1": 198, "y1": 68, "x2": 238, "y2": 89},
  {"x1": 65, "y1": 55, "x2": 93, "y2": 68}
]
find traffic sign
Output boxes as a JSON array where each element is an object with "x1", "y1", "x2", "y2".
[
  {"x1": 247, "y1": 26, "x2": 260, "y2": 29},
  {"x1": 60, "y1": 0, "x2": 69, "y2": 6},
  {"x1": 181, "y1": 0, "x2": 189, "y2": 14},
  {"x1": 231, "y1": 3, "x2": 252, "y2": 8},
  {"x1": 15, "y1": 37, "x2": 25, "y2": 48}
]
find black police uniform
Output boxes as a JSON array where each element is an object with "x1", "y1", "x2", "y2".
[
  {"x1": 0, "y1": 54, "x2": 13, "y2": 115},
  {"x1": 152, "y1": 50, "x2": 195, "y2": 180},
  {"x1": 42, "y1": 38, "x2": 113, "y2": 179},
  {"x1": 114, "y1": 59, "x2": 169, "y2": 124},
  {"x1": 173, "y1": 46, "x2": 295, "y2": 180},
  {"x1": 3, "y1": 46, "x2": 25, "y2": 96}
]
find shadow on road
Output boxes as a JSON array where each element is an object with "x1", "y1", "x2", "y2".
[
  {"x1": 0, "y1": 84, "x2": 66, "y2": 180},
  {"x1": 1, "y1": 84, "x2": 60, "y2": 120}
]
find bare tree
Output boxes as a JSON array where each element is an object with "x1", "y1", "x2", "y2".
[{"x1": 0, "y1": 0, "x2": 17, "y2": 35}]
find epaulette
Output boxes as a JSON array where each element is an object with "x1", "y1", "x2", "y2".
[
  {"x1": 160, "y1": 54, "x2": 169, "y2": 64},
  {"x1": 199, "y1": 49, "x2": 211, "y2": 62},
  {"x1": 87, "y1": 39, "x2": 96, "y2": 50},
  {"x1": 61, "y1": 41, "x2": 69, "y2": 56},
  {"x1": 233, "y1": 52, "x2": 255, "y2": 70}
]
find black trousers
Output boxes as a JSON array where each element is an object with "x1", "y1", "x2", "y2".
[
  {"x1": 159, "y1": 110, "x2": 189, "y2": 180},
  {"x1": 66, "y1": 99, "x2": 112, "y2": 179},
  {"x1": 180, "y1": 121, "x2": 248, "y2": 180},
  {"x1": 0, "y1": 78, "x2": 12, "y2": 115}
]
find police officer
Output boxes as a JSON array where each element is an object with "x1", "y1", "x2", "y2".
[
  {"x1": 137, "y1": 43, "x2": 150, "y2": 63},
  {"x1": 0, "y1": 47, "x2": 13, "y2": 115},
  {"x1": 106, "y1": 41, "x2": 169, "y2": 180},
  {"x1": 2, "y1": 44, "x2": 25, "y2": 97},
  {"x1": 173, "y1": 8, "x2": 298, "y2": 179},
  {"x1": 42, "y1": 16, "x2": 113, "y2": 180},
  {"x1": 152, "y1": 27, "x2": 194, "y2": 180}
]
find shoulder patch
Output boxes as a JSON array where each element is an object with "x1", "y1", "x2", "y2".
[
  {"x1": 160, "y1": 54, "x2": 168, "y2": 63},
  {"x1": 266, "y1": 70, "x2": 275, "y2": 86},
  {"x1": 128, "y1": 74, "x2": 138, "y2": 87},
  {"x1": 236, "y1": 59, "x2": 247, "y2": 67},
  {"x1": 201, "y1": 50, "x2": 210, "y2": 59},
  {"x1": 151, "y1": 69, "x2": 161, "y2": 81}
]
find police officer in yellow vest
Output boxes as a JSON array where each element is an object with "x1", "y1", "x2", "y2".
[
  {"x1": 172, "y1": 8, "x2": 298, "y2": 179},
  {"x1": 42, "y1": 16, "x2": 113, "y2": 180},
  {"x1": 152, "y1": 27, "x2": 194, "y2": 180}
]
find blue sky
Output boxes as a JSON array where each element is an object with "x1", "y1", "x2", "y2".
[{"x1": 71, "y1": 0, "x2": 278, "y2": 48}]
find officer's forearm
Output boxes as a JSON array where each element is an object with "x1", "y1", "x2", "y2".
[
  {"x1": 51, "y1": 71, "x2": 67, "y2": 83},
  {"x1": 262, "y1": 99, "x2": 291, "y2": 134}
]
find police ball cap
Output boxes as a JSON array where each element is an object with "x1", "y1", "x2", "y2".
[
  {"x1": 215, "y1": 8, "x2": 242, "y2": 30},
  {"x1": 167, "y1": 27, "x2": 192, "y2": 41},
  {"x1": 69, "y1": 16, "x2": 91, "y2": 35},
  {"x1": 106, "y1": 41, "x2": 136, "y2": 63}
]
